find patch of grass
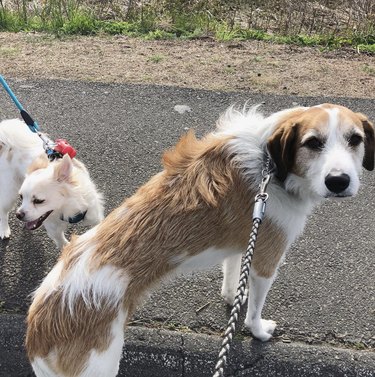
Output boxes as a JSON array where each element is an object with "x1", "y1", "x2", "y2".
[
  {"x1": 61, "y1": 11, "x2": 97, "y2": 35},
  {"x1": 144, "y1": 29, "x2": 175, "y2": 40},
  {"x1": 0, "y1": 0, "x2": 374, "y2": 54},
  {"x1": 254, "y1": 56, "x2": 263, "y2": 63},
  {"x1": 0, "y1": 8, "x2": 24, "y2": 31},
  {"x1": 215, "y1": 22, "x2": 241, "y2": 41},
  {"x1": 99, "y1": 21, "x2": 141, "y2": 36},
  {"x1": 362, "y1": 64, "x2": 375, "y2": 76},
  {"x1": 0, "y1": 46, "x2": 19, "y2": 56},
  {"x1": 353, "y1": 342, "x2": 366, "y2": 350},
  {"x1": 358, "y1": 44, "x2": 375, "y2": 54},
  {"x1": 148, "y1": 54, "x2": 165, "y2": 63}
]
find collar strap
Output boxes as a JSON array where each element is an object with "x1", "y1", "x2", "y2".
[
  {"x1": 61, "y1": 210, "x2": 87, "y2": 224},
  {"x1": 263, "y1": 148, "x2": 276, "y2": 175}
]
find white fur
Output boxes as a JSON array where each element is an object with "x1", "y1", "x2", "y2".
[
  {"x1": 32, "y1": 357, "x2": 60, "y2": 377},
  {"x1": 173, "y1": 247, "x2": 233, "y2": 274},
  {"x1": 0, "y1": 118, "x2": 104, "y2": 248},
  {"x1": 33, "y1": 226, "x2": 130, "y2": 315}
]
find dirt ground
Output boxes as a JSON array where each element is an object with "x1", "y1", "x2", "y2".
[{"x1": 0, "y1": 32, "x2": 374, "y2": 98}]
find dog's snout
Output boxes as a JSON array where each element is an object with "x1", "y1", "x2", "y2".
[
  {"x1": 16, "y1": 211, "x2": 25, "y2": 220},
  {"x1": 325, "y1": 172, "x2": 350, "y2": 194}
]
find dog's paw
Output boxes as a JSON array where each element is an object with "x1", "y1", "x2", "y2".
[
  {"x1": 245, "y1": 318, "x2": 276, "y2": 342},
  {"x1": 0, "y1": 227, "x2": 11, "y2": 240}
]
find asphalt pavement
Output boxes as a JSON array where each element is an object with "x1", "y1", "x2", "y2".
[{"x1": 0, "y1": 79, "x2": 374, "y2": 376}]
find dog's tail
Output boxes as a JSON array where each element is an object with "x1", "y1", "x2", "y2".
[
  {"x1": 0, "y1": 118, "x2": 43, "y2": 150},
  {"x1": 216, "y1": 103, "x2": 265, "y2": 133}
]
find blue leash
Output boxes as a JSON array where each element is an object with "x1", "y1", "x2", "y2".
[
  {"x1": 0, "y1": 75, "x2": 62, "y2": 159},
  {"x1": 0, "y1": 75, "x2": 40, "y2": 133}
]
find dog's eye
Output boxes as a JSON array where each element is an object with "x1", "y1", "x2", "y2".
[
  {"x1": 303, "y1": 137, "x2": 324, "y2": 151},
  {"x1": 348, "y1": 134, "x2": 363, "y2": 147},
  {"x1": 33, "y1": 198, "x2": 45, "y2": 205},
  {"x1": 19, "y1": 194, "x2": 23, "y2": 200}
]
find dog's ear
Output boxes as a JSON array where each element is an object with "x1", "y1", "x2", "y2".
[
  {"x1": 54, "y1": 154, "x2": 73, "y2": 182},
  {"x1": 356, "y1": 113, "x2": 374, "y2": 171},
  {"x1": 267, "y1": 121, "x2": 299, "y2": 181},
  {"x1": 28, "y1": 154, "x2": 49, "y2": 173}
]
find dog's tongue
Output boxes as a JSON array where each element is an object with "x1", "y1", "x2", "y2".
[
  {"x1": 24, "y1": 210, "x2": 53, "y2": 231},
  {"x1": 25, "y1": 219, "x2": 42, "y2": 231}
]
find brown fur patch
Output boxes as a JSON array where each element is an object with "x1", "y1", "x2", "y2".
[
  {"x1": 354, "y1": 112, "x2": 374, "y2": 171},
  {"x1": 28, "y1": 153, "x2": 49, "y2": 173},
  {"x1": 27, "y1": 286, "x2": 118, "y2": 375},
  {"x1": 90, "y1": 132, "x2": 288, "y2": 316},
  {"x1": 251, "y1": 221, "x2": 286, "y2": 278}
]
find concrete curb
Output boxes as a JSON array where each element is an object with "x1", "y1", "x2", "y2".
[{"x1": 1, "y1": 314, "x2": 374, "y2": 377}]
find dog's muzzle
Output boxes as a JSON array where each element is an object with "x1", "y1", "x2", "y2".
[
  {"x1": 325, "y1": 171, "x2": 350, "y2": 195},
  {"x1": 16, "y1": 210, "x2": 53, "y2": 230}
]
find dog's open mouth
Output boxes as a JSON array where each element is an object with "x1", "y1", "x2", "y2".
[{"x1": 25, "y1": 211, "x2": 53, "y2": 231}]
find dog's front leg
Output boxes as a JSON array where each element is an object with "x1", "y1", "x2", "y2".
[
  {"x1": 244, "y1": 269, "x2": 277, "y2": 341},
  {"x1": 43, "y1": 221, "x2": 69, "y2": 249}
]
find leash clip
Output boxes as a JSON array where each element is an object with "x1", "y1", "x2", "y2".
[
  {"x1": 253, "y1": 189, "x2": 269, "y2": 223},
  {"x1": 259, "y1": 173, "x2": 271, "y2": 195},
  {"x1": 253, "y1": 160, "x2": 272, "y2": 222}
]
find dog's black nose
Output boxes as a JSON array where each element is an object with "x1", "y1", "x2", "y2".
[
  {"x1": 325, "y1": 172, "x2": 350, "y2": 194},
  {"x1": 16, "y1": 211, "x2": 25, "y2": 220}
]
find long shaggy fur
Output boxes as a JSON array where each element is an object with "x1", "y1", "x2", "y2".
[{"x1": 26, "y1": 104, "x2": 374, "y2": 377}]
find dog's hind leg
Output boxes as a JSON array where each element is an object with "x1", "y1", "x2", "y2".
[
  {"x1": 31, "y1": 309, "x2": 126, "y2": 377},
  {"x1": 79, "y1": 311, "x2": 126, "y2": 377},
  {"x1": 244, "y1": 269, "x2": 277, "y2": 341},
  {"x1": 221, "y1": 252, "x2": 246, "y2": 305}
]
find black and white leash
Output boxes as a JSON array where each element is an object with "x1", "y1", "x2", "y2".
[{"x1": 212, "y1": 156, "x2": 273, "y2": 377}]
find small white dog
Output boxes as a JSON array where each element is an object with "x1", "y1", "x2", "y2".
[
  {"x1": 27, "y1": 104, "x2": 373, "y2": 377},
  {"x1": 0, "y1": 118, "x2": 104, "y2": 249}
]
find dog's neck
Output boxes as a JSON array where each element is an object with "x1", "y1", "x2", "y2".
[{"x1": 60, "y1": 210, "x2": 87, "y2": 224}]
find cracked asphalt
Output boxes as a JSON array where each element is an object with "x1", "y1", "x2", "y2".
[{"x1": 0, "y1": 79, "x2": 374, "y2": 376}]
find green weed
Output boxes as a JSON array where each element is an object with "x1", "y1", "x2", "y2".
[
  {"x1": 362, "y1": 64, "x2": 375, "y2": 76},
  {"x1": 0, "y1": 46, "x2": 19, "y2": 56},
  {"x1": 148, "y1": 54, "x2": 165, "y2": 63}
]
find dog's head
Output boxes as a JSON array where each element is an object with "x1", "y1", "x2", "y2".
[
  {"x1": 16, "y1": 154, "x2": 76, "y2": 230},
  {"x1": 267, "y1": 104, "x2": 374, "y2": 198}
]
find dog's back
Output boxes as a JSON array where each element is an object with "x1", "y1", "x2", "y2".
[{"x1": 0, "y1": 118, "x2": 42, "y2": 152}]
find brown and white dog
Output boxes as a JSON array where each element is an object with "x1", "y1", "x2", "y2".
[{"x1": 26, "y1": 104, "x2": 374, "y2": 377}]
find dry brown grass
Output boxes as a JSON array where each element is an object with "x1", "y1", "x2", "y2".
[{"x1": 0, "y1": 32, "x2": 374, "y2": 98}]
